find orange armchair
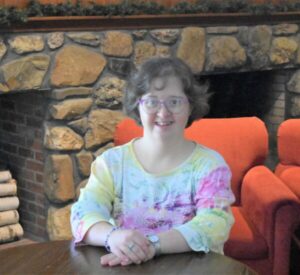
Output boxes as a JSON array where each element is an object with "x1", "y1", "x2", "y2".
[
  {"x1": 275, "y1": 119, "x2": 300, "y2": 200},
  {"x1": 114, "y1": 117, "x2": 300, "y2": 275},
  {"x1": 275, "y1": 119, "x2": 300, "y2": 274}
]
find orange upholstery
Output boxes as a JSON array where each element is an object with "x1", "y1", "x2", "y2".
[
  {"x1": 275, "y1": 119, "x2": 300, "y2": 275},
  {"x1": 115, "y1": 117, "x2": 300, "y2": 275},
  {"x1": 277, "y1": 119, "x2": 300, "y2": 166},
  {"x1": 276, "y1": 119, "x2": 300, "y2": 200}
]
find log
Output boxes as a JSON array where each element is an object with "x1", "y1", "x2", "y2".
[
  {"x1": 0, "y1": 183, "x2": 17, "y2": 197},
  {"x1": 0, "y1": 210, "x2": 19, "y2": 227},
  {"x1": 0, "y1": 197, "x2": 19, "y2": 212},
  {"x1": 0, "y1": 171, "x2": 12, "y2": 183},
  {"x1": 0, "y1": 223, "x2": 24, "y2": 244}
]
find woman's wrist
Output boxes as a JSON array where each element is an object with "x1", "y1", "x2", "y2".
[{"x1": 104, "y1": 226, "x2": 120, "y2": 252}]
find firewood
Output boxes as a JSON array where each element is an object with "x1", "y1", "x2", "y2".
[
  {"x1": 0, "y1": 210, "x2": 19, "y2": 227},
  {"x1": 0, "y1": 183, "x2": 17, "y2": 197},
  {"x1": 0, "y1": 197, "x2": 19, "y2": 212},
  {"x1": 0, "y1": 223, "x2": 24, "y2": 244},
  {"x1": 0, "y1": 171, "x2": 12, "y2": 183}
]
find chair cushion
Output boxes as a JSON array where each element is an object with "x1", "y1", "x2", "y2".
[
  {"x1": 114, "y1": 117, "x2": 268, "y2": 205},
  {"x1": 275, "y1": 164, "x2": 300, "y2": 200},
  {"x1": 224, "y1": 207, "x2": 268, "y2": 260},
  {"x1": 278, "y1": 119, "x2": 300, "y2": 165}
]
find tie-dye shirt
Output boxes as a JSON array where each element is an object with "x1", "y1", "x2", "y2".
[{"x1": 71, "y1": 140, "x2": 235, "y2": 254}]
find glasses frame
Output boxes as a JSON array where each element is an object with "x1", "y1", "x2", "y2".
[{"x1": 138, "y1": 96, "x2": 189, "y2": 114}]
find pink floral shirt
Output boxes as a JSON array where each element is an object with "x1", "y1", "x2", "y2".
[{"x1": 71, "y1": 140, "x2": 235, "y2": 254}]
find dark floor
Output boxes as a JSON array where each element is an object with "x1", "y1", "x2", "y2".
[{"x1": 290, "y1": 231, "x2": 300, "y2": 275}]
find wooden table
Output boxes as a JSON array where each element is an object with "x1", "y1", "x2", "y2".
[{"x1": 0, "y1": 240, "x2": 257, "y2": 275}]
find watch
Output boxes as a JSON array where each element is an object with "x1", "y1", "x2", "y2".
[{"x1": 147, "y1": 234, "x2": 161, "y2": 256}]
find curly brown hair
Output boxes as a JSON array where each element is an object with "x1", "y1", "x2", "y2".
[{"x1": 123, "y1": 57, "x2": 210, "y2": 128}]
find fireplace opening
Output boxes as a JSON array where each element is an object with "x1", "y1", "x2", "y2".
[
  {"x1": 202, "y1": 71, "x2": 272, "y2": 119},
  {"x1": 197, "y1": 69, "x2": 292, "y2": 169}
]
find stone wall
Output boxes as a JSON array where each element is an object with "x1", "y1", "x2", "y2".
[{"x1": 0, "y1": 23, "x2": 300, "y2": 240}]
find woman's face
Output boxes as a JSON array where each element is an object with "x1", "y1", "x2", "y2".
[{"x1": 138, "y1": 76, "x2": 191, "y2": 141}]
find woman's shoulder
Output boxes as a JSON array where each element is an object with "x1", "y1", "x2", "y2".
[
  {"x1": 96, "y1": 140, "x2": 132, "y2": 162},
  {"x1": 193, "y1": 143, "x2": 228, "y2": 168}
]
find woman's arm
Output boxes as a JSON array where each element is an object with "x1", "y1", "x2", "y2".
[
  {"x1": 71, "y1": 156, "x2": 152, "y2": 264},
  {"x1": 175, "y1": 165, "x2": 235, "y2": 254},
  {"x1": 158, "y1": 228, "x2": 191, "y2": 254},
  {"x1": 156, "y1": 165, "x2": 235, "y2": 255}
]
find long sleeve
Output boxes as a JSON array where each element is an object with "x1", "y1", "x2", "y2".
[
  {"x1": 175, "y1": 165, "x2": 235, "y2": 254},
  {"x1": 70, "y1": 156, "x2": 115, "y2": 243}
]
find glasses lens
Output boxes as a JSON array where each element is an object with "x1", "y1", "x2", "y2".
[
  {"x1": 140, "y1": 97, "x2": 187, "y2": 114},
  {"x1": 165, "y1": 98, "x2": 183, "y2": 113},
  {"x1": 142, "y1": 98, "x2": 159, "y2": 113}
]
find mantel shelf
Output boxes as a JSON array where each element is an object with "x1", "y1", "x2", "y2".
[{"x1": 1, "y1": 12, "x2": 300, "y2": 33}]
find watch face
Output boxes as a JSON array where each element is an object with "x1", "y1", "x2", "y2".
[{"x1": 148, "y1": 235, "x2": 159, "y2": 243}]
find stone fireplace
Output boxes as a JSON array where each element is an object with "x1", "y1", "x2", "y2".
[{"x1": 0, "y1": 20, "x2": 300, "y2": 241}]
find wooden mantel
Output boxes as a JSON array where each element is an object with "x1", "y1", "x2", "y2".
[{"x1": 1, "y1": 12, "x2": 300, "y2": 33}]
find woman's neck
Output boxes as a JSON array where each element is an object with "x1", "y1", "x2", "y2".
[
  {"x1": 133, "y1": 136, "x2": 195, "y2": 174},
  {"x1": 140, "y1": 135, "x2": 186, "y2": 157}
]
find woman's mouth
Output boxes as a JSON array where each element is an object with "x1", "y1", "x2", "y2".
[{"x1": 155, "y1": 121, "x2": 173, "y2": 127}]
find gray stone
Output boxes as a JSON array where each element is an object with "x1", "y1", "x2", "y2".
[
  {"x1": 75, "y1": 151, "x2": 93, "y2": 177},
  {"x1": 67, "y1": 32, "x2": 100, "y2": 46},
  {"x1": 132, "y1": 30, "x2": 148, "y2": 40},
  {"x1": 94, "y1": 76, "x2": 125, "y2": 108},
  {"x1": 273, "y1": 24, "x2": 299, "y2": 35},
  {"x1": 0, "y1": 40, "x2": 7, "y2": 62},
  {"x1": 51, "y1": 45, "x2": 107, "y2": 87},
  {"x1": 1, "y1": 54, "x2": 50, "y2": 91},
  {"x1": 101, "y1": 31, "x2": 133, "y2": 57},
  {"x1": 50, "y1": 98, "x2": 93, "y2": 120},
  {"x1": 248, "y1": 25, "x2": 272, "y2": 69},
  {"x1": 237, "y1": 26, "x2": 249, "y2": 46},
  {"x1": 156, "y1": 46, "x2": 171, "y2": 58},
  {"x1": 108, "y1": 58, "x2": 132, "y2": 77},
  {"x1": 150, "y1": 29, "x2": 179, "y2": 44},
  {"x1": 44, "y1": 154, "x2": 75, "y2": 203},
  {"x1": 9, "y1": 35, "x2": 44, "y2": 54},
  {"x1": 68, "y1": 118, "x2": 89, "y2": 135},
  {"x1": 134, "y1": 41, "x2": 156, "y2": 66},
  {"x1": 206, "y1": 26, "x2": 238, "y2": 34},
  {"x1": 47, "y1": 32, "x2": 64, "y2": 50},
  {"x1": 207, "y1": 36, "x2": 246, "y2": 71},
  {"x1": 50, "y1": 87, "x2": 93, "y2": 100},
  {"x1": 44, "y1": 124, "x2": 84, "y2": 151},
  {"x1": 287, "y1": 70, "x2": 300, "y2": 93},
  {"x1": 47, "y1": 205, "x2": 73, "y2": 241},
  {"x1": 176, "y1": 27, "x2": 205, "y2": 73},
  {"x1": 85, "y1": 109, "x2": 125, "y2": 149},
  {"x1": 270, "y1": 37, "x2": 298, "y2": 65},
  {"x1": 290, "y1": 95, "x2": 300, "y2": 116}
]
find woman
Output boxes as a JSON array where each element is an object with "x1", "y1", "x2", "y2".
[{"x1": 71, "y1": 57, "x2": 235, "y2": 267}]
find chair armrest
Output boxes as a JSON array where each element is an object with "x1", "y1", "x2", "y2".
[
  {"x1": 241, "y1": 166, "x2": 300, "y2": 275},
  {"x1": 241, "y1": 165, "x2": 300, "y2": 246}
]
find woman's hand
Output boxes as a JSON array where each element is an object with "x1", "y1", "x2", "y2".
[
  {"x1": 101, "y1": 245, "x2": 156, "y2": 267},
  {"x1": 107, "y1": 229, "x2": 154, "y2": 264},
  {"x1": 100, "y1": 253, "x2": 132, "y2": 266}
]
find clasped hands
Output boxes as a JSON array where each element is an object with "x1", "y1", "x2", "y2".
[{"x1": 101, "y1": 229, "x2": 156, "y2": 266}]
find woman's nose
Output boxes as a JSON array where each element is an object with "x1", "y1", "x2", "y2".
[{"x1": 157, "y1": 102, "x2": 172, "y2": 116}]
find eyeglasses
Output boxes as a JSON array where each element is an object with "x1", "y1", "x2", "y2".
[{"x1": 138, "y1": 96, "x2": 188, "y2": 114}]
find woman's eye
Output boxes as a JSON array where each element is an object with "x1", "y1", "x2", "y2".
[
  {"x1": 169, "y1": 99, "x2": 180, "y2": 106},
  {"x1": 146, "y1": 99, "x2": 158, "y2": 107}
]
